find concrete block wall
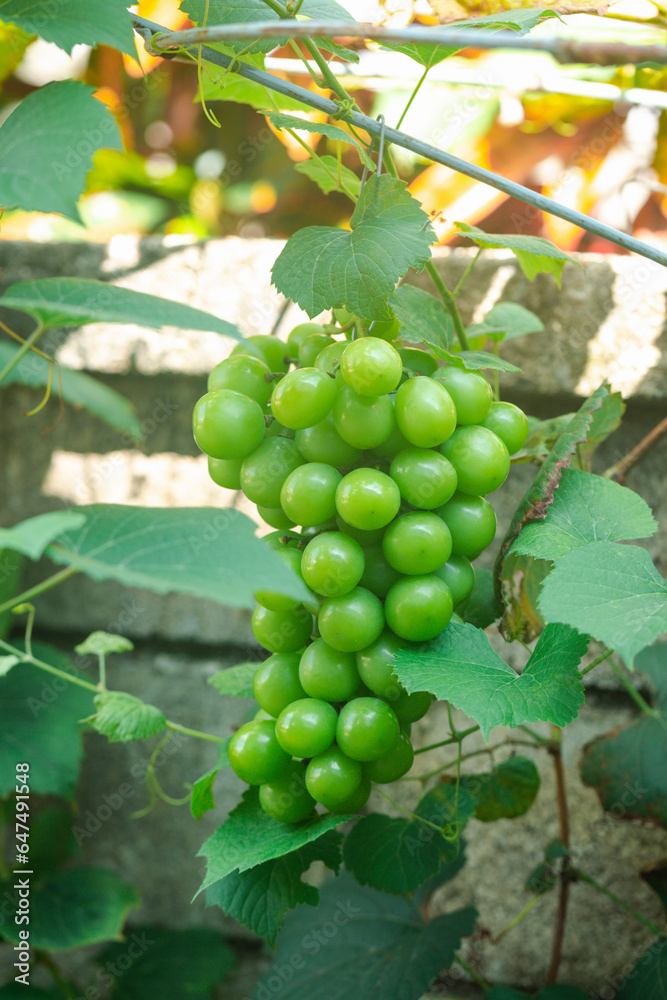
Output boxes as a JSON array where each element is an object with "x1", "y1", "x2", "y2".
[{"x1": 1, "y1": 237, "x2": 666, "y2": 996}]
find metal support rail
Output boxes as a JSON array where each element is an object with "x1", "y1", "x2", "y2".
[{"x1": 131, "y1": 13, "x2": 667, "y2": 269}]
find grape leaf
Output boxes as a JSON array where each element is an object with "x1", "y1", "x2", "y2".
[
  {"x1": 295, "y1": 157, "x2": 361, "y2": 198},
  {"x1": 39, "y1": 505, "x2": 312, "y2": 609},
  {"x1": 74, "y1": 631, "x2": 134, "y2": 657},
  {"x1": 433, "y1": 350, "x2": 520, "y2": 372},
  {"x1": 252, "y1": 870, "x2": 477, "y2": 1000},
  {"x1": 467, "y1": 302, "x2": 544, "y2": 342},
  {"x1": 1, "y1": 276, "x2": 243, "y2": 338},
  {"x1": 0, "y1": 82, "x2": 122, "y2": 221},
  {"x1": 393, "y1": 622, "x2": 587, "y2": 740},
  {"x1": 90, "y1": 691, "x2": 166, "y2": 743},
  {"x1": 0, "y1": 0, "x2": 135, "y2": 55},
  {"x1": 209, "y1": 661, "x2": 258, "y2": 698},
  {"x1": 97, "y1": 928, "x2": 237, "y2": 1000},
  {"x1": 264, "y1": 111, "x2": 374, "y2": 168},
  {"x1": 0, "y1": 643, "x2": 93, "y2": 798},
  {"x1": 0, "y1": 510, "x2": 86, "y2": 560},
  {"x1": 0, "y1": 342, "x2": 143, "y2": 442},
  {"x1": 196, "y1": 788, "x2": 350, "y2": 893},
  {"x1": 0, "y1": 868, "x2": 139, "y2": 950},
  {"x1": 0, "y1": 22, "x2": 33, "y2": 87},
  {"x1": 207, "y1": 830, "x2": 343, "y2": 945},
  {"x1": 456, "y1": 224, "x2": 577, "y2": 287},
  {"x1": 487, "y1": 988, "x2": 588, "y2": 1000},
  {"x1": 412, "y1": 842, "x2": 467, "y2": 905},
  {"x1": 511, "y1": 469, "x2": 658, "y2": 563},
  {"x1": 343, "y1": 785, "x2": 475, "y2": 895},
  {"x1": 616, "y1": 940, "x2": 667, "y2": 999},
  {"x1": 201, "y1": 50, "x2": 312, "y2": 111},
  {"x1": 460, "y1": 567, "x2": 502, "y2": 629},
  {"x1": 389, "y1": 284, "x2": 454, "y2": 352},
  {"x1": 462, "y1": 757, "x2": 540, "y2": 822},
  {"x1": 272, "y1": 176, "x2": 435, "y2": 320},
  {"x1": 190, "y1": 740, "x2": 231, "y2": 820},
  {"x1": 539, "y1": 541, "x2": 667, "y2": 669}
]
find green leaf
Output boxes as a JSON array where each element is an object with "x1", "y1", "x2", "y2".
[
  {"x1": 0, "y1": 986, "x2": 58, "y2": 998},
  {"x1": 264, "y1": 111, "x2": 373, "y2": 168},
  {"x1": 209, "y1": 661, "x2": 258, "y2": 698},
  {"x1": 74, "y1": 631, "x2": 134, "y2": 657},
  {"x1": 434, "y1": 350, "x2": 520, "y2": 373},
  {"x1": 190, "y1": 740, "x2": 231, "y2": 820},
  {"x1": 641, "y1": 860, "x2": 667, "y2": 915},
  {"x1": 98, "y1": 928, "x2": 236, "y2": 999},
  {"x1": 207, "y1": 830, "x2": 343, "y2": 946},
  {"x1": 526, "y1": 838, "x2": 568, "y2": 896},
  {"x1": 487, "y1": 989, "x2": 588, "y2": 1000},
  {"x1": 0, "y1": 81, "x2": 122, "y2": 221},
  {"x1": 26, "y1": 805, "x2": 80, "y2": 874},
  {"x1": 1, "y1": 276, "x2": 243, "y2": 338},
  {"x1": 182, "y1": 0, "x2": 355, "y2": 53},
  {"x1": 0, "y1": 342, "x2": 144, "y2": 443},
  {"x1": 0, "y1": 643, "x2": 93, "y2": 797},
  {"x1": 580, "y1": 641, "x2": 667, "y2": 827},
  {"x1": 497, "y1": 383, "x2": 612, "y2": 641},
  {"x1": 616, "y1": 941, "x2": 667, "y2": 1000},
  {"x1": 0, "y1": 510, "x2": 86, "y2": 560},
  {"x1": 0, "y1": 547, "x2": 23, "y2": 641},
  {"x1": 462, "y1": 757, "x2": 540, "y2": 822},
  {"x1": 460, "y1": 568, "x2": 502, "y2": 629},
  {"x1": 0, "y1": 0, "x2": 135, "y2": 55},
  {"x1": 539, "y1": 541, "x2": 667, "y2": 669},
  {"x1": 389, "y1": 284, "x2": 454, "y2": 353},
  {"x1": 412, "y1": 841, "x2": 467, "y2": 905},
  {"x1": 0, "y1": 21, "x2": 33, "y2": 87},
  {"x1": 393, "y1": 622, "x2": 587, "y2": 740},
  {"x1": 0, "y1": 654, "x2": 19, "y2": 676},
  {"x1": 511, "y1": 469, "x2": 658, "y2": 563},
  {"x1": 201, "y1": 50, "x2": 311, "y2": 111},
  {"x1": 90, "y1": 691, "x2": 166, "y2": 743},
  {"x1": 252, "y1": 871, "x2": 477, "y2": 1000},
  {"x1": 196, "y1": 788, "x2": 349, "y2": 894},
  {"x1": 466, "y1": 301, "x2": 544, "y2": 342},
  {"x1": 295, "y1": 156, "x2": 361, "y2": 198},
  {"x1": 41, "y1": 505, "x2": 312, "y2": 609},
  {"x1": 272, "y1": 175, "x2": 435, "y2": 320},
  {"x1": 0, "y1": 868, "x2": 139, "y2": 950},
  {"x1": 342, "y1": 785, "x2": 475, "y2": 895},
  {"x1": 456, "y1": 224, "x2": 577, "y2": 287}
]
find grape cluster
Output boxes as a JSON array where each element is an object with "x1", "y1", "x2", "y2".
[{"x1": 192, "y1": 318, "x2": 529, "y2": 823}]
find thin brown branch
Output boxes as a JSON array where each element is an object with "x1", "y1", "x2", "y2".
[{"x1": 604, "y1": 414, "x2": 667, "y2": 486}]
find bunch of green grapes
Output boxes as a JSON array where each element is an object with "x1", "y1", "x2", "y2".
[{"x1": 192, "y1": 317, "x2": 529, "y2": 823}]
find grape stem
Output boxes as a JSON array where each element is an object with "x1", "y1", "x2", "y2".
[
  {"x1": 413, "y1": 723, "x2": 479, "y2": 755},
  {"x1": 425, "y1": 261, "x2": 470, "y2": 351},
  {"x1": 574, "y1": 872, "x2": 665, "y2": 937},
  {"x1": 603, "y1": 414, "x2": 667, "y2": 485}
]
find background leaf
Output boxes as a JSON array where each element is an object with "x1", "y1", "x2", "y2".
[
  {"x1": 251, "y1": 871, "x2": 477, "y2": 1000},
  {"x1": 295, "y1": 157, "x2": 361, "y2": 197},
  {"x1": 433, "y1": 350, "x2": 520, "y2": 372},
  {"x1": 393, "y1": 622, "x2": 586, "y2": 740},
  {"x1": 462, "y1": 757, "x2": 540, "y2": 821},
  {"x1": 207, "y1": 830, "x2": 342, "y2": 946},
  {"x1": 0, "y1": 82, "x2": 122, "y2": 221},
  {"x1": 208, "y1": 662, "x2": 258, "y2": 698},
  {"x1": 182, "y1": 0, "x2": 354, "y2": 53},
  {"x1": 389, "y1": 284, "x2": 454, "y2": 352},
  {"x1": 456, "y1": 224, "x2": 577, "y2": 286},
  {"x1": 0, "y1": 511, "x2": 86, "y2": 560},
  {"x1": 460, "y1": 568, "x2": 501, "y2": 629},
  {"x1": 264, "y1": 111, "x2": 373, "y2": 168},
  {"x1": 0, "y1": 0, "x2": 135, "y2": 55},
  {"x1": 190, "y1": 740, "x2": 231, "y2": 821},
  {"x1": 466, "y1": 301, "x2": 544, "y2": 342},
  {"x1": 615, "y1": 940, "x2": 667, "y2": 1000},
  {"x1": 91, "y1": 691, "x2": 167, "y2": 743}
]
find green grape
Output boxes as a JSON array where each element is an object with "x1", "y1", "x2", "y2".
[
  {"x1": 305, "y1": 747, "x2": 362, "y2": 810},
  {"x1": 298, "y1": 638, "x2": 360, "y2": 702},
  {"x1": 398, "y1": 348, "x2": 437, "y2": 377},
  {"x1": 440, "y1": 425, "x2": 510, "y2": 496},
  {"x1": 329, "y1": 774, "x2": 371, "y2": 814},
  {"x1": 299, "y1": 518, "x2": 339, "y2": 542},
  {"x1": 481, "y1": 401, "x2": 529, "y2": 455},
  {"x1": 240, "y1": 437, "x2": 304, "y2": 507},
  {"x1": 436, "y1": 492, "x2": 497, "y2": 559},
  {"x1": 257, "y1": 505, "x2": 295, "y2": 530},
  {"x1": 356, "y1": 631, "x2": 404, "y2": 700},
  {"x1": 280, "y1": 463, "x2": 342, "y2": 527},
  {"x1": 332, "y1": 385, "x2": 396, "y2": 449},
  {"x1": 208, "y1": 456, "x2": 243, "y2": 490},
  {"x1": 335, "y1": 468, "x2": 401, "y2": 531},
  {"x1": 259, "y1": 761, "x2": 316, "y2": 823},
  {"x1": 275, "y1": 698, "x2": 338, "y2": 757},
  {"x1": 363, "y1": 732, "x2": 414, "y2": 783},
  {"x1": 384, "y1": 575, "x2": 453, "y2": 641},
  {"x1": 263, "y1": 530, "x2": 299, "y2": 551},
  {"x1": 318, "y1": 586, "x2": 385, "y2": 653},
  {"x1": 340, "y1": 337, "x2": 403, "y2": 397},
  {"x1": 314, "y1": 341, "x2": 346, "y2": 389},
  {"x1": 434, "y1": 554, "x2": 475, "y2": 607},
  {"x1": 252, "y1": 652, "x2": 307, "y2": 717},
  {"x1": 207, "y1": 354, "x2": 274, "y2": 407},
  {"x1": 389, "y1": 447, "x2": 458, "y2": 510},
  {"x1": 295, "y1": 412, "x2": 362, "y2": 467},
  {"x1": 255, "y1": 546, "x2": 306, "y2": 612},
  {"x1": 265, "y1": 418, "x2": 294, "y2": 439},
  {"x1": 382, "y1": 511, "x2": 453, "y2": 575},
  {"x1": 254, "y1": 708, "x2": 275, "y2": 721},
  {"x1": 193, "y1": 389, "x2": 265, "y2": 460},
  {"x1": 271, "y1": 367, "x2": 338, "y2": 430},
  {"x1": 228, "y1": 719, "x2": 291, "y2": 785},
  {"x1": 337, "y1": 517, "x2": 385, "y2": 546},
  {"x1": 436, "y1": 368, "x2": 493, "y2": 425},
  {"x1": 332, "y1": 307, "x2": 355, "y2": 327},
  {"x1": 301, "y1": 531, "x2": 365, "y2": 598},
  {"x1": 287, "y1": 322, "x2": 326, "y2": 358},
  {"x1": 251, "y1": 604, "x2": 312, "y2": 653},
  {"x1": 395, "y1": 377, "x2": 456, "y2": 448},
  {"x1": 358, "y1": 543, "x2": 400, "y2": 600},
  {"x1": 299, "y1": 333, "x2": 334, "y2": 367},
  {"x1": 371, "y1": 421, "x2": 411, "y2": 460},
  {"x1": 336, "y1": 697, "x2": 400, "y2": 761},
  {"x1": 235, "y1": 334, "x2": 290, "y2": 373},
  {"x1": 391, "y1": 689, "x2": 434, "y2": 724}
]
